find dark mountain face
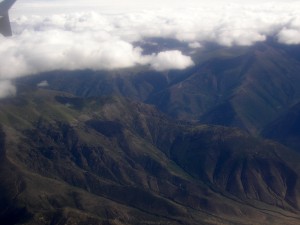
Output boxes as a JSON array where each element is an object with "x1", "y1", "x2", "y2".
[
  {"x1": 17, "y1": 41, "x2": 300, "y2": 134},
  {"x1": 1, "y1": 89, "x2": 300, "y2": 225},
  {"x1": 148, "y1": 42, "x2": 300, "y2": 133},
  {"x1": 262, "y1": 101, "x2": 300, "y2": 152}
]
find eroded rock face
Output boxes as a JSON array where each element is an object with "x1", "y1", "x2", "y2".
[{"x1": 170, "y1": 127, "x2": 300, "y2": 209}]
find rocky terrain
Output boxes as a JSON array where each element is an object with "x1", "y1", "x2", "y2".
[{"x1": 0, "y1": 88, "x2": 300, "y2": 225}]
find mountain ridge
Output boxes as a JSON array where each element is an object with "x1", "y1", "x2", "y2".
[
  {"x1": 16, "y1": 41, "x2": 300, "y2": 134},
  {"x1": 0, "y1": 88, "x2": 300, "y2": 224}
]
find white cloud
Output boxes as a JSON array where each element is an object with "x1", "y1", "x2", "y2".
[
  {"x1": 149, "y1": 51, "x2": 194, "y2": 71},
  {"x1": 277, "y1": 28, "x2": 300, "y2": 45},
  {"x1": 37, "y1": 80, "x2": 49, "y2": 87},
  {"x1": 215, "y1": 29, "x2": 266, "y2": 46},
  {"x1": 188, "y1": 42, "x2": 202, "y2": 49},
  {"x1": 0, "y1": 28, "x2": 194, "y2": 75},
  {"x1": 0, "y1": 29, "x2": 148, "y2": 78},
  {"x1": 0, "y1": 80, "x2": 16, "y2": 98}
]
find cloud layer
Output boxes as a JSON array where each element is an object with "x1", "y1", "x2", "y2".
[{"x1": 1, "y1": 1, "x2": 300, "y2": 98}]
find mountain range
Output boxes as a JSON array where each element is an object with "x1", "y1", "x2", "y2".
[
  {"x1": 1, "y1": 39, "x2": 300, "y2": 224},
  {"x1": 18, "y1": 40, "x2": 300, "y2": 134}
]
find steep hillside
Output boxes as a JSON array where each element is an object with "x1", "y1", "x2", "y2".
[
  {"x1": 262, "y1": 101, "x2": 300, "y2": 152},
  {"x1": 1, "y1": 88, "x2": 300, "y2": 225},
  {"x1": 147, "y1": 41, "x2": 300, "y2": 133}
]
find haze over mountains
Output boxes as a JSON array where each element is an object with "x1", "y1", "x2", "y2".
[{"x1": 1, "y1": 1, "x2": 300, "y2": 225}]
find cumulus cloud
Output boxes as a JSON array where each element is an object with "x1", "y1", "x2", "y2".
[
  {"x1": 0, "y1": 1, "x2": 299, "y2": 98},
  {"x1": 149, "y1": 51, "x2": 194, "y2": 71},
  {"x1": 278, "y1": 29, "x2": 300, "y2": 45},
  {"x1": 37, "y1": 80, "x2": 49, "y2": 87},
  {"x1": 0, "y1": 28, "x2": 192, "y2": 79}
]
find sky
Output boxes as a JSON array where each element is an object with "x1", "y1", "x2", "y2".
[{"x1": 0, "y1": 0, "x2": 300, "y2": 98}]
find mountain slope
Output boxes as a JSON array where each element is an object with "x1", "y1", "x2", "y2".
[
  {"x1": 262, "y1": 101, "x2": 300, "y2": 152},
  {"x1": 149, "y1": 42, "x2": 300, "y2": 133},
  {"x1": 1, "y1": 88, "x2": 300, "y2": 224},
  {"x1": 17, "y1": 41, "x2": 300, "y2": 134}
]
